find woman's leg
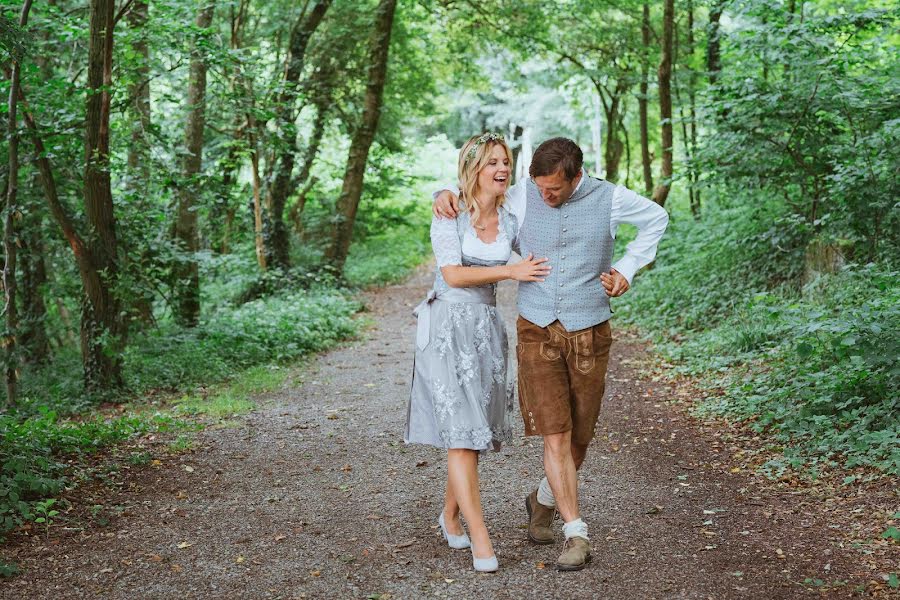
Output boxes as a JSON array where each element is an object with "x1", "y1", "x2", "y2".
[
  {"x1": 442, "y1": 477, "x2": 463, "y2": 535},
  {"x1": 447, "y1": 449, "x2": 494, "y2": 558}
]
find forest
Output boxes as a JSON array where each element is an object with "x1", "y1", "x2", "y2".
[{"x1": 0, "y1": 0, "x2": 897, "y2": 582}]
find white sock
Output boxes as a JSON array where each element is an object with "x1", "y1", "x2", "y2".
[
  {"x1": 537, "y1": 477, "x2": 556, "y2": 508},
  {"x1": 563, "y1": 518, "x2": 589, "y2": 541}
]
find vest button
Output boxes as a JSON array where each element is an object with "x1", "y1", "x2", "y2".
[
  {"x1": 561, "y1": 255, "x2": 566, "y2": 259},
  {"x1": 564, "y1": 214, "x2": 568, "y2": 218}
]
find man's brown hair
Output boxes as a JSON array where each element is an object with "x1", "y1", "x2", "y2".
[{"x1": 529, "y1": 137, "x2": 583, "y2": 180}]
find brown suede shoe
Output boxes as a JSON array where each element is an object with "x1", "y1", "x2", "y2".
[
  {"x1": 525, "y1": 490, "x2": 556, "y2": 545},
  {"x1": 556, "y1": 536, "x2": 591, "y2": 571}
]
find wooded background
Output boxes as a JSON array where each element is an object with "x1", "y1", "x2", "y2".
[{"x1": 0, "y1": 0, "x2": 897, "y2": 551}]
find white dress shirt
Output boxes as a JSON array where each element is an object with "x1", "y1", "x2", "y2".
[{"x1": 435, "y1": 168, "x2": 669, "y2": 283}]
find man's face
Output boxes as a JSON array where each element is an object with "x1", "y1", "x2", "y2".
[{"x1": 533, "y1": 169, "x2": 581, "y2": 208}]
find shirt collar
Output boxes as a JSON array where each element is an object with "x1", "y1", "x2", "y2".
[{"x1": 572, "y1": 167, "x2": 587, "y2": 194}]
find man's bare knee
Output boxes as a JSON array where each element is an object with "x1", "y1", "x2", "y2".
[{"x1": 543, "y1": 431, "x2": 572, "y2": 455}]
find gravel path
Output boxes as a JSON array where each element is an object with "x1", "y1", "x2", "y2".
[{"x1": 1, "y1": 267, "x2": 889, "y2": 599}]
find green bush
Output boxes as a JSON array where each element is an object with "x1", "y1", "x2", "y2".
[{"x1": 620, "y1": 202, "x2": 899, "y2": 476}]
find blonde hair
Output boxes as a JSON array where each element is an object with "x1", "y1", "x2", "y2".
[{"x1": 457, "y1": 133, "x2": 512, "y2": 227}]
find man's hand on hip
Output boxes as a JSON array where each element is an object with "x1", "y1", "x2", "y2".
[
  {"x1": 433, "y1": 190, "x2": 460, "y2": 219},
  {"x1": 600, "y1": 268, "x2": 629, "y2": 297}
]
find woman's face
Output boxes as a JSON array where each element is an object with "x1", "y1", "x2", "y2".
[{"x1": 476, "y1": 144, "x2": 511, "y2": 198}]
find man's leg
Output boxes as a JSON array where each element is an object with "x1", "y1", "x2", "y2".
[
  {"x1": 516, "y1": 317, "x2": 570, "y2": 545},
  {"x1": 542, "y1": 430, "x2": 579, "y2": 522}
]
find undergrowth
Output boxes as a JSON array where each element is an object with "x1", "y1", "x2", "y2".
[{"x1": 619, "y1": 201, "x2": 899, "y2": 477}]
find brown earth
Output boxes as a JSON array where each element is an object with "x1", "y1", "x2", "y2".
[{"x1": 1, "y1": 267, "x2": 896, "y2": 599}]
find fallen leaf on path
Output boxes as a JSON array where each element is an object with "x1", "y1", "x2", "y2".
[
  {"x1": 444, "y1": 579, "x2": 455, "y2": 583},
  {"x1": 310, "y1": 569, "x2": 321, "y2": 577},
  {"x1": 395, "y1": 540, "x2": 415, "y2": 549},
  {"x1": 236, "y1": 556, "x2": 245, "y2": 564},
  {"x1": 327, "y1": 414, "x2": 339, "y2": 420},
  {"x1": 176, "y1": 541, "x2": 192, "y2": 549},
  {"x1": 416, "y1": 460, "x2": 428, "y2": 467},
  {"x1": 274, "y1": 534, "x2": 286, "y2": 541},
  {"x1": 341, "y1": 464, "x2": 352, "y2": 472},
  {"x1": 536, "y1": 562, "x2": 545, "y2": 569},
  {"x1": 183, "y1": 465, "x2": 194, "y2": 473},
  {"x1": 171, "y1": 564, "x2": 183, "y2": 573}
]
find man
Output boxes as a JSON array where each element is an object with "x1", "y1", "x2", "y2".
[{"x1": 433, "y1": 137, "x2": 668, "y2": 571}]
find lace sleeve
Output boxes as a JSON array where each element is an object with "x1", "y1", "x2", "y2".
[{"x1": 430, "y1": 216, "x2": 462, "y2": 267}]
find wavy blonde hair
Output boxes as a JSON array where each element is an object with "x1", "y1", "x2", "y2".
[{"x1": 457, "y1": 133, "x2": 512, "y2": 227}]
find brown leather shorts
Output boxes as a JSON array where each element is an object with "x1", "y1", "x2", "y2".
[{"x1": 516, "y1": 317, "x2": 613, "y2": 445}]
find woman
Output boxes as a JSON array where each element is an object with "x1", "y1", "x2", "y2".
[{"x1": 405, "y1": 133, "x2": 550, "y2": 572}]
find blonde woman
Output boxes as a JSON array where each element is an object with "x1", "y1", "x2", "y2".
[{"x1": 405, "y1": 133, "x2": 550, "y2": 572}]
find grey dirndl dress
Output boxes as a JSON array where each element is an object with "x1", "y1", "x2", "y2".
[{"x1": 405, "y1": 206, "x2": 517, "y2": 451}]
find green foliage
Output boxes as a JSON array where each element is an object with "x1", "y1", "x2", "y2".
[
  {"x1": 699, "y1": 2, "x2": 900, "y2": 260},
  {"x1": 620, "y1": 201, "x2": 899, "y2": 475},
  {"x1": 0, "y1": 411, "x2": 178, "y2": 537}
]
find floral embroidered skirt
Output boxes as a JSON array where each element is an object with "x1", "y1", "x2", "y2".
[{"x1": 405, "y1": 298, "x2": 514, "y2": 451}]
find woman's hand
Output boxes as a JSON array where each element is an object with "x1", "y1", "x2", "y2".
[{"x1": 508, "y1": 254, "x2": 551, "y2": 282}]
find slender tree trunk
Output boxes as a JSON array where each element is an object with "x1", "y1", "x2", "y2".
[
  {"x1": 248, "y1": 116, "x2": 266, "y2": 271},
  {"x1": 265, "y1": 0, "x2": 332, "y2": 270},
  {"x1": 124, "y1": 0, "x2": 154, "y2": 326},
  {"x1": 173, "y1": 3, "x2": 214, "y2": 327},
  {"x1": 288, "y1": 100, "x2": 329, "y2": 233},
  {"x1": 3, "y1": 0, "x2": 34, "y2": 408},
  {"x1": 599, "y1": 78, "x2": 628, "y2": 184},
  {"x1": 324, "y1": 0, "x2": 397, "y2": 272},
  {"x1": 639, "y1": 3, "x2": 653, "y2": 195},
  {"x1": 82, "y1": 0, "x2": 124, "y2": 391},
  {"x1": 652, "y1": 0, "x2": 674, "y2": 207},
  {"x1": 707, "y1": 1, "x2": 724, "y2": 86},
  {"x1": 688, "y1": 0, "x2": 700, "y2": 217},
  {"x1": 674, "y1": 6, "x2": 697, "y2": 217},
  {"x1": 19, "y1": 177, "x2": 50, "y2": 365},
  {"x1": 126, "y1": 0, "x2": 150, "y2": 184}
]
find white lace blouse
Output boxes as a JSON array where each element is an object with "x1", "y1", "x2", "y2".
[{"x1": 431, "y1": 214, "x2": 513, "y2": 267}]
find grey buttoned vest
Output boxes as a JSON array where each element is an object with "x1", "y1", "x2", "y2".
[{"x1": 516, "y1": 176, "x2": 615, "y2": 331}]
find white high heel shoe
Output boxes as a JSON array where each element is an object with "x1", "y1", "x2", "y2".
[
  {"x1": 472, "y1": 550, "x2": 498, "y2": 573},
  {"x1": 438, "y1": 512, "x2": 471, "y2": 550}
]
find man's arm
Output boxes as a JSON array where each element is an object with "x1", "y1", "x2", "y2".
[
  {"x1": 432, "y1": 179, "x2": 527, "y2": 221},
  {"x1": 608, "y1": 185, "x2": 669, "y2": 286}
]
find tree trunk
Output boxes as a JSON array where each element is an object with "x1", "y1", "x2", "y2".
[
  {"x1": 707, "y1": 1, "x2": 724, "y2": 86},
  {"x1": 652, "y1": 0, "x2": 674, "y2": 207},
  {"x1": 688, "y1": 0, "x2": 700, "y2": 217},
  {"x1": 599, "y1": 78, "x2": 629, "y2": 184},
  {"x1": 288, "y1": 100, "x2": 329, "y2": 234},
  {"x1": 82, "y1": 0, "x2": 124, "y2": 391},
  {"x1": 639, "y1": 3, "x2": 653, "y2": 196},
  {"x1": 126, "y1": 0, "x2": 150, "y2": 184},
  {"x1": 264, "y1": 0, "x2": 332, "y2": 270},
  {"x1": 124, "y1": 0, "x2": 154, "y2": 326},
  {"x1": 173, "y1": 3, "x2": 214, "y2": 327},
  {"x1": 3, "y1": 0, "x2": 33, "y2": 408},
  {"x1": 674, "y1": 5, "x2": 697, "y2": 216},
  {"x1": 324, "y1": 0, "x2": 397, "y2": 272},
  {"x1": 19, "y1": 182, "x2": 50, "y2": 365}
]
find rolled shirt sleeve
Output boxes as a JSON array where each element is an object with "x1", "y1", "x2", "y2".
[{"x1": 609, "y1": 185, "x2": 669, "y2": 284}]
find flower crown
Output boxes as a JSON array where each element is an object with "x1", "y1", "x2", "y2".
[{"x1": 466, "y1": 132, "x2": 505, "y2": 162}]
